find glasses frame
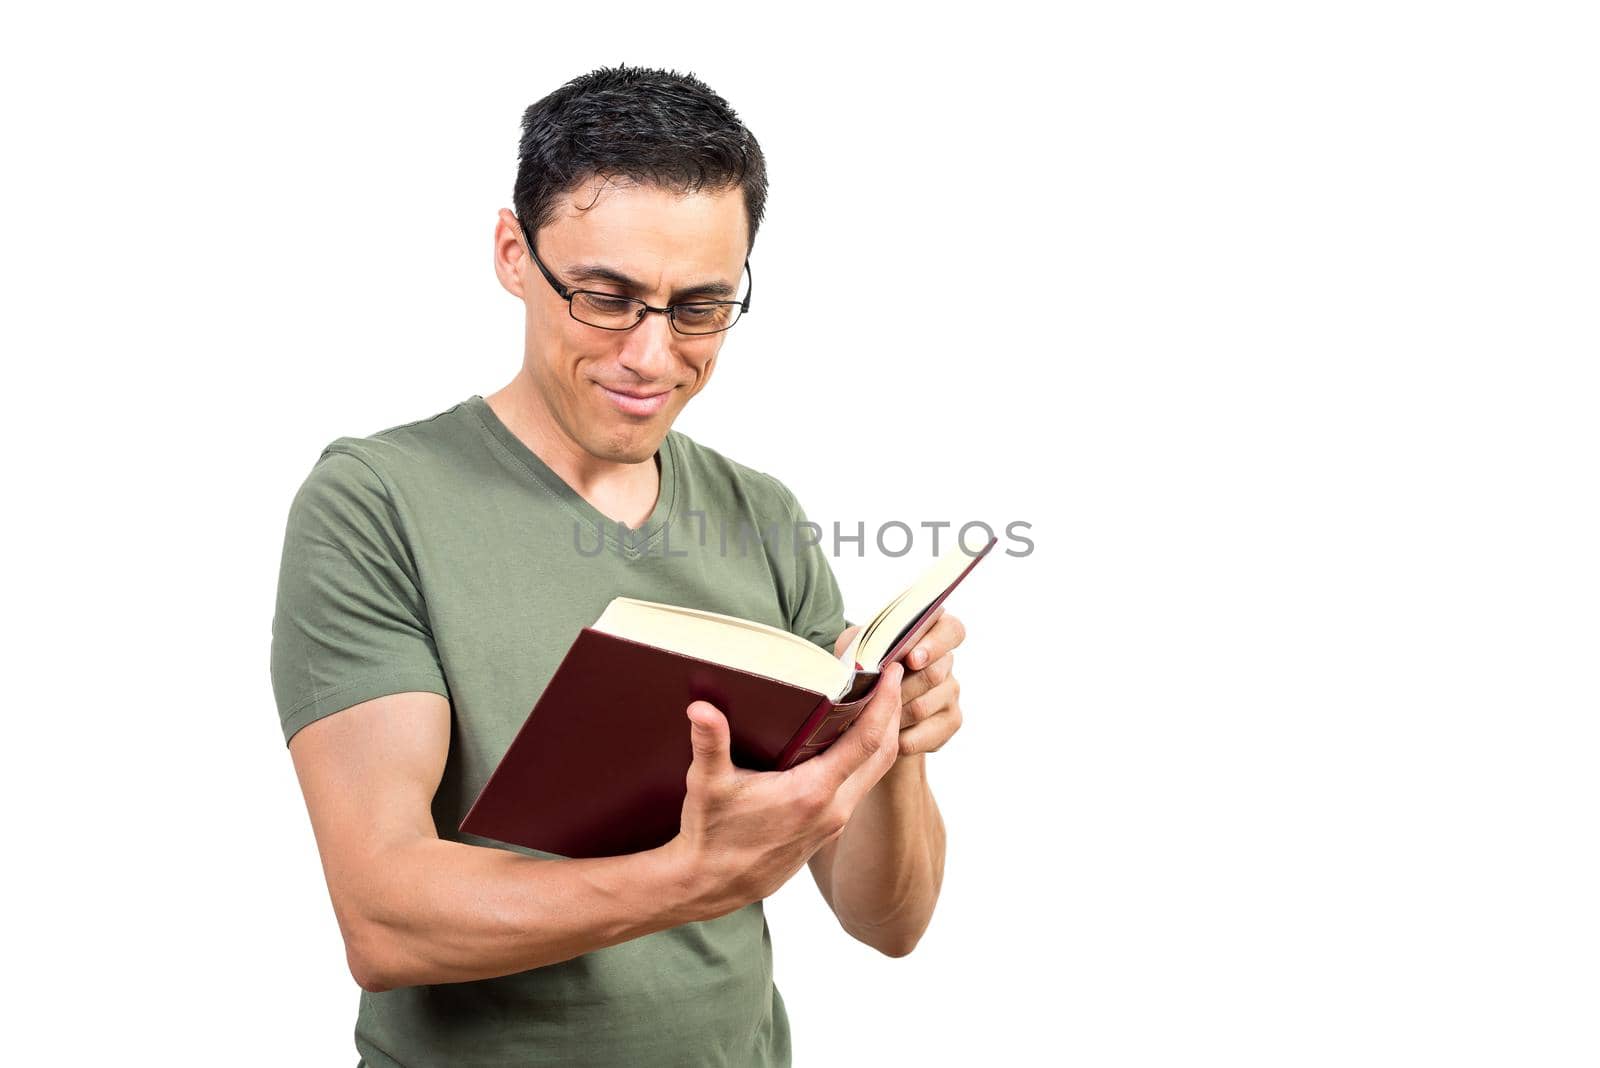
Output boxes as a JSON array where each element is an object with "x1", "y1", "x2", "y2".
[{"x1": 515, "y1": 217, "x2": 752, "y2": 336}]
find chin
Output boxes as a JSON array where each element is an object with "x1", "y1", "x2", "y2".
[{"x1": 588, "y1": 424, "x2": 664, "y2": 465}]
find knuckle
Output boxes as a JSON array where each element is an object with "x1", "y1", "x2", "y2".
[
  {"x1": 694, "y1": 779, "x2": 729, "y2": 807},
  {"x1": 951, "y1": 677, "x2": 962, "y2": 700},
  {"x1": 708, "y1": 771, "x2": 746, "y2": 802}
]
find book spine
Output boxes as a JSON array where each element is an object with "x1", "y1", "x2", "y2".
[{"x1": 774, "y1": 690, "x2": 875, "y2": 770}]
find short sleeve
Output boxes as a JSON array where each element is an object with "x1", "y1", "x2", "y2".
[
  {"x1": 770, "y1": 479, "x2": 854, "y2": 654},
  {"x1": 270, "y1": 448, "x2": 450, "y2": 745}
]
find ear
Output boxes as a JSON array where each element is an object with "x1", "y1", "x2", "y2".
[{"x1": 493, "y1": 207, "x2": 531, "y2": 300}]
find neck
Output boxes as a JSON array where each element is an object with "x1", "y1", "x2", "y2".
[{"x1": 485, "y1": 371, "x2": 662, "y2": 526}]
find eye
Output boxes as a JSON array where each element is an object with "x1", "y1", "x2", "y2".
[{"x1": 679, "y1": 303, "x2": 734, "y2": 321}]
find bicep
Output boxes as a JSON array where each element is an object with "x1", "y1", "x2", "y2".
[{"x1": 289, "y1": 691, "x2": 451, "y2": 902}]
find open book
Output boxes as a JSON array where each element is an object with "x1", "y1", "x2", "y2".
[
  {"x1": 460, "y1": 534, "x2": 997, "y2": 858},
  {"x1": 591, "y1": 535, "x2": 991, "y2": 704}
]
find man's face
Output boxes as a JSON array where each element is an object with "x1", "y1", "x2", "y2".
[{"x1": 501, "y1": 176, "x2": 749, "y2": 466}]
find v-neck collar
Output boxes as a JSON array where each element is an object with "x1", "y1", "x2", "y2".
[{"x1": 465, "y1": 394, "x2": 679, "y2": 558}]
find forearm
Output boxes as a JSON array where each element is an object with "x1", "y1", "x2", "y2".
[
  {"x1": 342, "y1": 836, "x2": 707, "y2": 991},
  {"x1": 820, "y1": 754, "x2": 946, "y2": 956}
]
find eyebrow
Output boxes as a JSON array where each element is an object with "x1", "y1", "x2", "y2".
[{"x1": 563, "y1": 262, "x2": 739, "y2": 302}]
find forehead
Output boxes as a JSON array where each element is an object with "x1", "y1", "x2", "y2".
[{"x1": 543, "y1": 174, "x2": 748, "y2": 269}]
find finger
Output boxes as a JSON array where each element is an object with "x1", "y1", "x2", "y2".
[
  {"x1": 685, "y1": 700, "x2": 735, "y2": 784},
  {"x1": 900, "y1": 673, "x2": 957, "y2": 726},
  {"x1": 832, "y1": 624, "x2": 863, "y2": 659},
  {"x1": 900, "y1": 606, "x2": 943, "y2": 669},
  {"x1": 832, "y1": 663, "x2": 908, "y2": 807},
  {"x1": 898, "y1": 698, "x2": 962, "y2": 757},
  {"x1": 897, "y1": 653, "x2": 954, "y2": 707},
  {"x1": 800, "y1": 661, "x2": 904, "y2": 790},
  {"x1": 905, "y1": 612, "x2": 966, "y2": 671}
]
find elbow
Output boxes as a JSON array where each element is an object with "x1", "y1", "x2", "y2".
[
  {"x1": 351, "y1": 961, "x2": 394, "y2": 995},
  {"x1": 349, "y1": 954, "x2": 396, "y2": 994},
  {"x1": 847, "y1": 917, "x2": 930, "y2": 959},
  {"x1": 327, "y1": 857, "x2": 458, "y2": 992},
  {"x1": 347, "y1": 940, "x2": 397, "y2": 994},
  {"x1": 875, "y1": 931, "x2": 924, "y2": 959},
  {"x1": 343, "y1": 918, "x2": 408, "y2": 993},
  {"x1": 328, "y1": 874, "x2": 432, "y2": 993}
]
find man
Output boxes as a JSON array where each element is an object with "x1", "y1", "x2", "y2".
[{"x1": 271, "y1": 64, "x2": 968, "y2": 1067}]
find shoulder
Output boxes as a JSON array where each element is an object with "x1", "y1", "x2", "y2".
[
  {"x1": 665, "y1": 425, "x2": 800, "y2": 518},
  {"x1": 290, "y1": 399, "x2": 481, "y2": 507},
  {"x1": 321, "y1": 400, "x2": 479, "y2": 486}
]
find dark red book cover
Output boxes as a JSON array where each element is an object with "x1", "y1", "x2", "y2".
[{"x1": 460, "y1": 535, "x2": 995, "y2": 858}]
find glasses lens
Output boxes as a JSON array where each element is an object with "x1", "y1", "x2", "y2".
[
  {"x1": 671, "y1": 302, "x2": 743, "y2": 335},
  {"x1": 571, "y1": 292, "x2": 645, "y2": 330}
]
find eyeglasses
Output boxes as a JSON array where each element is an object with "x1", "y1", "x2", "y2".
[{"x1": 516, "y1": 217, "x2": 752, "y2": 335}]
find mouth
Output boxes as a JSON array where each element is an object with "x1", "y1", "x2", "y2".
[{"x1": 596, "y1": 382, "x2": 673, "y2": 418}]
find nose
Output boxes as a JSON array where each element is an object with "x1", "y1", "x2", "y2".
[{"x1": 615, "y1": 307, "x2": 678, "y2": 380}]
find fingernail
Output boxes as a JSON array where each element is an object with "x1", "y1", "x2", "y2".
[{"x1": 912, "y1": 646, "x2": 927, "y2": 667}]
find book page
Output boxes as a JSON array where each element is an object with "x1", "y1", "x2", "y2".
[
  {"x1": 591, "y1": 598, "x2": 854, "y2": 697},
  {"x1": 851, "y1": 544, "x2": 989, "y2": 670}
]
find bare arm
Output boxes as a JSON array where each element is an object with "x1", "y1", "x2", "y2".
[
  {"x1": 290, "y1": 691, "x2": 708, "y2": 993},
  {"x1": 292, "y1": 675, "x2": 909, "y2": 992},
  {"x1": 806, "y1": 754, "x2": 947, "y2": 957},
  {"x1": 806, "y1": 613, "x2": 965, "y2": 956}
]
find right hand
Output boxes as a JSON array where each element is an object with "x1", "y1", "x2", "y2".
[{"x1": 666, "y1": 661, "x2": 906, "y2": 919}]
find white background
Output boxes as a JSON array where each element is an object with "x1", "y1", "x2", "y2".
[{"x1": 3, "y1": 3, "x2": 1595, "y2": 1065}]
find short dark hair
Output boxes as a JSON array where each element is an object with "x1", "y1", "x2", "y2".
[{"x1": 513, "y1": 64, "x2": 768, "y2": 254}]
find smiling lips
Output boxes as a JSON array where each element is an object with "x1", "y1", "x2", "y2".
[{"x1": 596, "y1": 382, "x2": 672, "y2": 417}]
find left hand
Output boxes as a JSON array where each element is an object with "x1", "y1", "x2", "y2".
[{"x1": 834, "y1": 606, "x2": 966, "y2": 757}]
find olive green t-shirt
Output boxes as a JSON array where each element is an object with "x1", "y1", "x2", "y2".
[{"x1": 269, "y1": 395, "x2": 852, "y2": 1068}]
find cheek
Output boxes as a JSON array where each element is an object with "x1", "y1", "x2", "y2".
[
  {"x1": 692, "y1": 350, "x2": 718, "y2": 386},
  {"x1": 556, "y1": 339, "x2": 610, "y2": 388},
  {"x1": 533, "y1": 347, "x2": 592, "y2": 408}
]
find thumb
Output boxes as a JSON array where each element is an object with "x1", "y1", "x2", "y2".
[
  {"x1": 685, "y1": 700, "x2": 733, "y2": 777},
  {"x1": 859, "y1": 661, "x2": 906, "y2": 744}
]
